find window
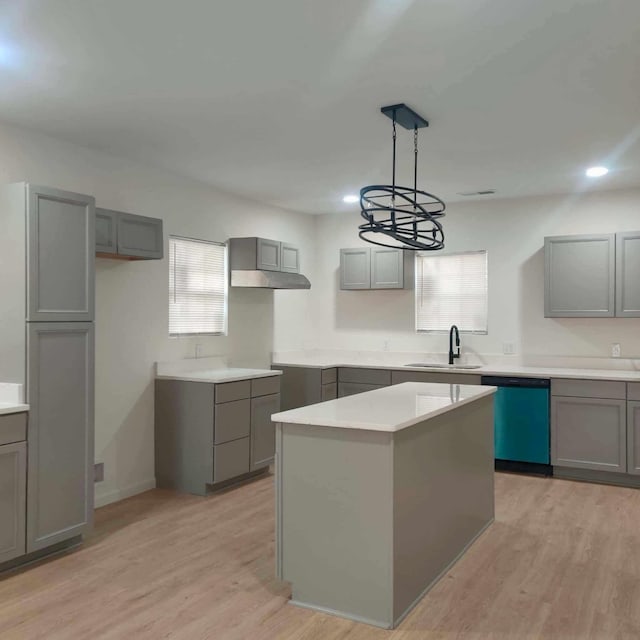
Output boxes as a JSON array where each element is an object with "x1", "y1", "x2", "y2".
[
  {"x1": 169, "y1": 236, "x2": 228, "y2": 336},
  {"x1": 415, "y1": 250, "x2": 488, "y2": 333}
]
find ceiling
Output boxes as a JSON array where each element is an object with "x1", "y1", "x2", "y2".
[{"x1": 1, "y1": 0, "x2": 639, "y2": 214}]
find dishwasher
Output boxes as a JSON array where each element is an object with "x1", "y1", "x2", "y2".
[{"x1": 481, "y1": 376, "x2": 551, "y2": 475}]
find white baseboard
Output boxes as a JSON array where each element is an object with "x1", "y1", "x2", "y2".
[{"x1": 94, "y1": 477, "x2": 156, "y2": 509}]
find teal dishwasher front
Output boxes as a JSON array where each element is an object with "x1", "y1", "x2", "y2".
[{"x1": 481, "y1": 376, "x2": 551, "y2": 472}]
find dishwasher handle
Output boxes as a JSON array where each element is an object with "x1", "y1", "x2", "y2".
[{"x1": 481, "y1": 376, "x2": 550, "y2": 388}]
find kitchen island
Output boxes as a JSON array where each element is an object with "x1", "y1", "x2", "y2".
[{"x1": 272, "y1": 381, "x2": 496, "y2": 629}]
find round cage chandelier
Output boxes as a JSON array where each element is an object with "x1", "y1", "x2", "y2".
[{"x1": 359, "y1": 103, "x2": 445, "y2": 251}]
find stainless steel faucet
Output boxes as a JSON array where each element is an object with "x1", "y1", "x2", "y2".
[{"x1": 448, "y1": 325, "x2": 460, "y2": 365}]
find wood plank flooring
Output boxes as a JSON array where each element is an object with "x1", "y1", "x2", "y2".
[{"x1": 1, "y1": 472, "x2": 640, "y2": 639}]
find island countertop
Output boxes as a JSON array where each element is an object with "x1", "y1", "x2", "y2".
[{"x1": 271, "y1": 382, "x2": 496, "y2": 432}]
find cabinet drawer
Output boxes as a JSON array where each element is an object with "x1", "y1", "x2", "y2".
[
  {"x1": 0, "y1": 413, "x2": 27, "y2": 446},
  {"x1": 338, "y1": 368, "x2": 391, "y2": 386},
  {"x1": 215, "y1": 380, "x2": 251, "y2": 404},
  {"x1": 628, "y1": 383, "x2": 640, "y2": 401},
  {"x1": 338, "y1": 382, "x2": 386, "y2": 398},
  {"x1": 321, "y1": 368, "x2": 337, "y2": 385},
  {"x1": 251, "y1": 376, "x2": 281, "y2": 398},
  {"x1": 391, "y1": 370, "x2": 481, "y2": 386},
  {"x1": 213, "y1": 438, "x2": 250, "y2": 483},
  {"x1": 214, "y1": 399, "x2": 250, "y2": 444},
  {"x1": 551, "y1": 378, "x2": 626, "y2": 400},
  {"x1": 321, "y1": 383, "x2": 337, "y2": 401}
]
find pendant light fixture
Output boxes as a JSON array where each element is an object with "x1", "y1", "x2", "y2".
[{"x1": 359, "y1": 104, "x2": 445, "y2": 251}]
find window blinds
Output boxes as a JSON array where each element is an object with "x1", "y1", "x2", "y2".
[
  {"x1": 415, "y1": 250, "x2": 488, "y2": 333},
  {"x1": 169, "y1": 236, "x2": 228, "y2": 336}
]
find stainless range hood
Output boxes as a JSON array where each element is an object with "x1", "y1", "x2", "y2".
[
  {"x1": 229, "y1": 237, "x2": 311, "y2": 290},
  {"x1": 230, "y1": 269, "x2": 311, "y2": 289}
]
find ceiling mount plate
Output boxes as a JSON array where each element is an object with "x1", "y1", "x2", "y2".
[{"x1": 380, "y1": 103, "x2": 429, "y2": 130}]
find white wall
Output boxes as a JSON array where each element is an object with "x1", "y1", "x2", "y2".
[
  {"x1": 0, "y1": 121, "x2": 316, "y2": 506},
  {"x1": 311, "y1": 189, "x2": 640, "y2": 360}
]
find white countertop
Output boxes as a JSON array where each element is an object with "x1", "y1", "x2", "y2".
[
  {"x1": 272, "y1": 382, "x2": 496, "y2": 432},
  {"x1": 0, "y1": 383, "x2": 29, "y2": 415},
  {"x1": 156, "y1": 367, "x2": 282, "y2": 384},
  {"x1": 272, "y1": 355, "x2": 640, "y2": 382}
]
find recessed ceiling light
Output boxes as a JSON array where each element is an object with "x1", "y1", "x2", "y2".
[
  {"x1": 342, "y1": 194, "x2": 359, "y2": 204},
  {"x1": 585, "y1": 166, "x2": 609, "y2": 178}
]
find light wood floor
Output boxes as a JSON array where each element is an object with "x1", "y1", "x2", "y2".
[{"x1": 1, "y1": 472, "x2": 640, "y2": 640}]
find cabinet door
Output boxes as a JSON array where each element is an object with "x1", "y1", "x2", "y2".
[
  {"x1": 214, "y1": 399, "x2": 251, "y2": 444},
  {"x1": 391, "y1": 370, "x2": 482, "y2": 385},
  {"x1": 280, "y1": 243, "x2": 300, "y2": 274},
  {"x1": 0, "y1": 441, "x2": 26, "y2": 564},
  {"x1": 250, "y1": 393, "x2": 280, "y2": 471},
  {"x1": 628, "y1": 402, "x2": 640, "y2": 475},
  {"x1": 27, "y1": 184, "x2": 95, "y2": 322},
  {"x1": 340, "y1": 248, "x2": 370, "y2": 289},
  {"x1": 26, "y1": 323, "x2": 94, "y2": 552},
  {"x1": 551, "y1": 396, "x2": 626, "y2": 473},
  {"x1": 371, "y1": 248, "x2": 403, "y2": 289},
  {"x1": 321, "y1": 383, "x2": 337, "y2": 401},
  {"x1": 616, "y1": 231, "x2": 640, "y2": 317},
  {"x1": 95, "y1": 208, "x2": 117, "y2": 255},
  {"x1": 257, "y1": 238, "x2": 281, "y2": 271},
  {"x1": 544, "y1": 234, "x2": 615, "y2": 317},
  {"x1": 117, "y1": 212, "x2": 163, "y2": 259}
]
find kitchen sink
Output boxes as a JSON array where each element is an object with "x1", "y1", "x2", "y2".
[{"x1": 405, "y1": 363, "x2": 483, "y2": 370}]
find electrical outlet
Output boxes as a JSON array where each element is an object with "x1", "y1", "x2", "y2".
[
  {"x1": 195, "y1": 343, "x2": 203, "y2": 358},
  {"x1": 612, "y1": 343, "x2": 621, "y2": 358},
  {"x1": 94, "y1": 462, "x2": 104, "y2": 483},
  {"x1": 383, "y1": 340, "x2": 390, "y2": 352},
  {"x1": 502, "y1": 342, "x2": 515, "y2": 355}
]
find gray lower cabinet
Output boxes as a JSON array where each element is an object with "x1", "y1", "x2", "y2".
[
  {"x1": 616, "y1": 231, "x2": 640, "y2": 317},
  {"x1": 26, "y1": 323, "x2": 95, "y2": 552},
  {"x1": 155, "y1": 375, "x2": 280, "y2": 495},
  {"x1": 251, "y1": 394, "x2": 280, "y2": 470},
  {"x1": 551, "y1": 396, "x2": 626, "y2": 473},
  {"x1": 391, "y1": 370, "x2": 482, "y2": 386},
  {"x1": 27, "y1": 184, "x2": 95, "y2": 322},
  {"x1": 544, "y1": 234, "x2": 615, "y2": 317},
  {"x1": 95, "y1": 208, "x2": 163, "y2": 260},
  {"x1": 321, "y1": 383, "x2": 337, "y2": 401},
  {"x1": 338, "y1": 382, "x2": 386, "y2": 398},
  {"x1": 0, "y1": 440, "x2": 27, "y2": 564},
  {"x1": 275, "y1": 366, "x2": 337, "y2": 410},
  {"x1": 628, "y1": 402, "x2": 640, "y2": 475}
]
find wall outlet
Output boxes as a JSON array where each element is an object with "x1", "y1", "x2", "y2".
[
  {"x1": 502, "y1": 342, "x2": 515, "y2": 355},
  {"x1": 383, "y1": 340, "x2": 390, "y2": 352},
  {"x1": 611, "y1": 343, "x2": 621, "y2": 358},
  {"x1": 94, "y1": 462, "x2": 104, "y2": 483},
  {"x1": 195, "y1": 343, "x2": 203, "y2": 358}
]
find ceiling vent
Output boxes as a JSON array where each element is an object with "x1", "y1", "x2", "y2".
[{"x1": 457, "y1": 190, "x2": 496, "y2": 196}]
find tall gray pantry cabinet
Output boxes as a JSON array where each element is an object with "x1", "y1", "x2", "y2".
[{"x1": 0, "y1": 183, "x2": 95, "y2": 567}]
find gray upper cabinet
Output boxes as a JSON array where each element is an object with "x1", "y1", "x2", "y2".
[
  {"x1": 26, "y1": 322, "x2": 94, "y2": 553},
  {"x1": 27, "y1": 184, "x2": 95, "y2": 322},
  {"x1": 95, "y1": 208, "x2": 163, "y2": 260},
  {"x1": 280, "y1": 242, "x2": 300, "y2": 274},
  {"x1": 340, "y1": 248, "x2": 371, "y2": 289},
  {"x1": 340, "y1": 247, "x2": 410, "y2": 290},
  {"x1": 250, "y1": 393, "x2": 280, "y2": 471},
  {"x1": 117, "y1": 212, "x2": 163, "y2": 259},
  {"x1": 616, "y1": 231, "x2": 640, "y2": 317},
  {"x1": 0, "y1": 440, "x2": 27, "y2": 564},
  {"x1": 628, "y1": 401, "x2": 640, "y2": 476},
  {"x1": 257, "y1": 238, "x2": 281, "y2": 271},
  {"x1": 544, "y1": 234, "x2": 615, "y2": 317},
  {"x1": 371, "y1": 247, "x2": 404, "y2": 288},
  {"x1": 95, "y1": 208, "x2": 117, "y2": 254}
]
